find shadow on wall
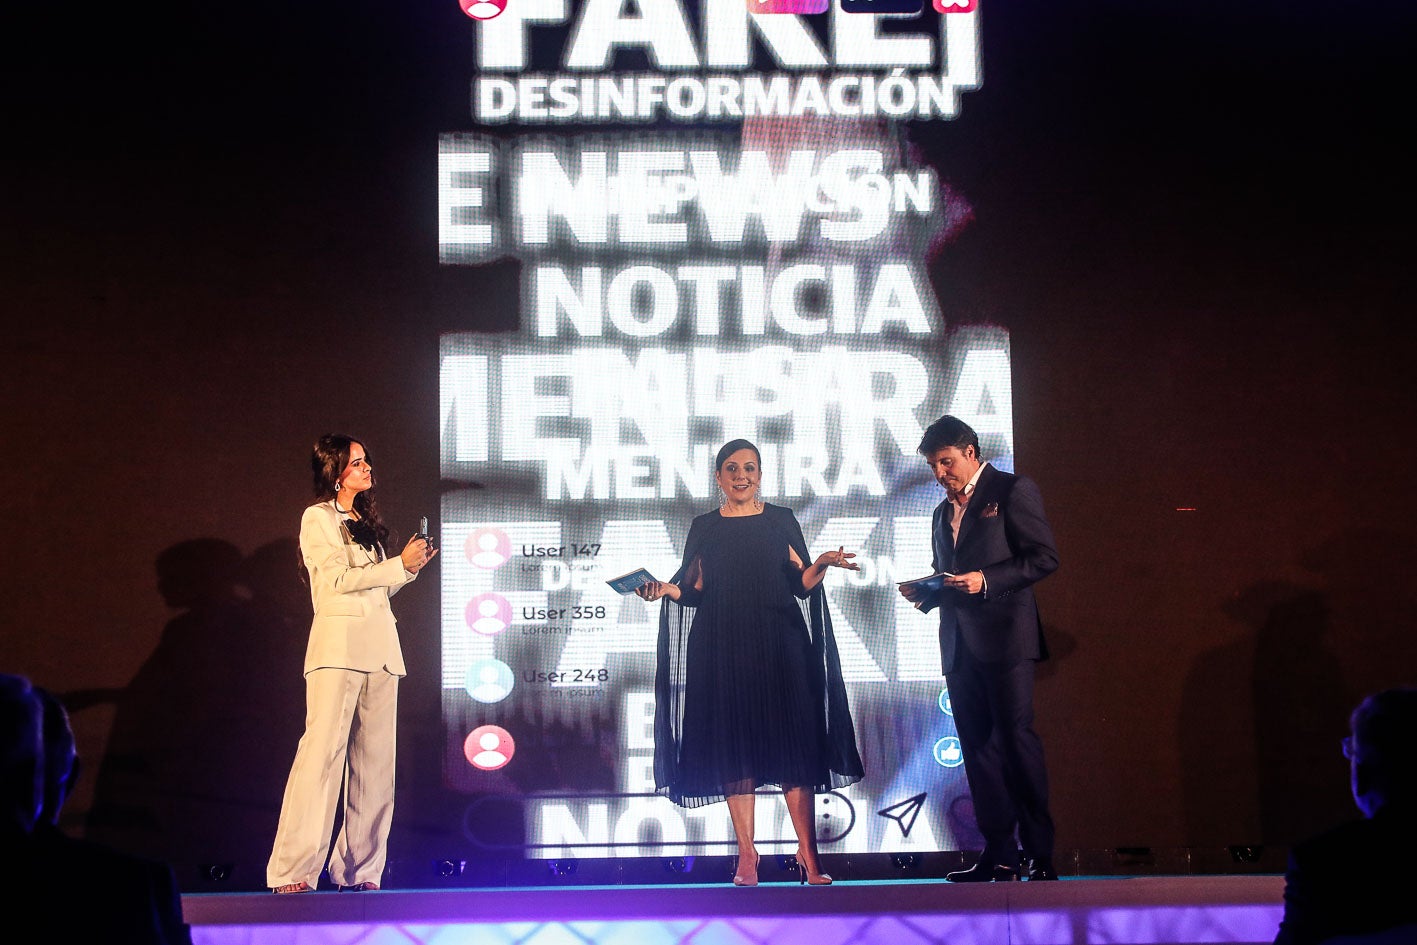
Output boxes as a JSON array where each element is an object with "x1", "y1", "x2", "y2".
[
  {"x1": 1247, "y1": 582, "x2": 1353, "y2": 846},
  {"x1": 1297, "y1": 529, "x2": 1417, "y2": 706},
  {"x1": 1035, "y1": 621, "x2": 1076, "y2": 684},
  {"x1": 79, "y1": 537, "x2": 308, "y2": 891},
  {"x1": 1180, "y1": 579, "x2": 1350, "y2": 848},
  {"x1": 1181, "y1": 527, "x2": 1417, "y2": 850}
]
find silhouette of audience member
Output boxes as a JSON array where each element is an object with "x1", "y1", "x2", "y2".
[
  {"x1": 1275, "y1": 687, "x2": 1417, "y2": 945},
  {"x1": 1, "y1": 672, "x2": 193, "y2": 945},
  {"x1": 1, "y1": 673, "x2": 44, "y2": 844}
]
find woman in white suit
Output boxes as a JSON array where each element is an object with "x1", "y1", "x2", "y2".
[{"x1": 267, "y1": 434, "x2": 436, "y2": 894}]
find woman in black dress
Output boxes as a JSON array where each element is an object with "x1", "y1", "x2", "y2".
[{"x1": 637, "y1": 439, "x2": 865, "y2": 886}]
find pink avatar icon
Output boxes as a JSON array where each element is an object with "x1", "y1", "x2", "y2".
[
  {"x1": 465, "y1": 725, "x2": 515, "y2": 771},
  {"x1": 465, "y1": 593, "x2": 512, "y2": 636},
  {"x1": 932, "y1": 0, "x2": 977, "y2": 12},
  {"x1": 460, "y1": 0, "x2": 506, "y2": 20},
  {"x1": 465, "y1": 526, "x2": 511, "y2": 570}
]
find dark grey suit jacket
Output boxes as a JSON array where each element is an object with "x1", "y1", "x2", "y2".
[
  {"x1": 916, "y1": 463, "x2": 1060, "y2": 672},
  {"x1": 1274, "y1": 809, "x2": 1417, "y2": 945}
]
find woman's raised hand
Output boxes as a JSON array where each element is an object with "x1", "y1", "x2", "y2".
[
  {"x1": 401, "y1": 537, "x2": 437, "y2": 573},
  {"x1": 815, "y1": 546, "x2": 860, "y2": 572}
]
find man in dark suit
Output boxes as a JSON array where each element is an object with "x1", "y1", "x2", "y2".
[
  {"x1": 0, "y1": 674, "x2": 193, "y2": 945},
  {"x1": 1274, "y1": 687, "x2": 1417, "y2": 945},
  {"x1": 33, "y1": 686, "x2": 194, "y2": 944},
  {"x1": 1, "y1": 673, "x2": 44, "y2": 843},
  {"x1": 899, "y1": 415, "x2": 1061, "y2": 882}
]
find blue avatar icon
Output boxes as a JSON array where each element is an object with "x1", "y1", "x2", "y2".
[{"x1": 465, "y1": 658, "x2": 514, "y2": 704}]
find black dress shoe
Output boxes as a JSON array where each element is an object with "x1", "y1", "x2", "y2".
[
  {"x1": 1026, "y1": 860, "x2": 1058, "y2": 881},
  {"x1": 946, "y1": 861, "x2": 1018, "y2": 883}
]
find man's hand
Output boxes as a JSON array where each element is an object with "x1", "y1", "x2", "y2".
[{"x1": 944, "y1": 571, "x2": 985, "y2": 595}]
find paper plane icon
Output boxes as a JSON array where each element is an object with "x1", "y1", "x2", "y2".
[{"x1": 877, "y1": 792, "x2": 927, "y2": 838}]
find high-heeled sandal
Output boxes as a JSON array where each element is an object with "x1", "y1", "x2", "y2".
[
  {"x1": 794, "y1": 853, "x2": 833, "y2": 886},
  {"x1": 732, "y1": 853, "x2": 761, "y2": 886},
  {"x1": 273, "y1": 881, "x2": 313, "y2": 894},
  {"x1": 338, "y1": 882, "x2": 380, "y2": 891}
]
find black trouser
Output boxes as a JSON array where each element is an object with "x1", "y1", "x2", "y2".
[{"x1": 946, "y1": 643, "x2": 1055, "y2": 866}]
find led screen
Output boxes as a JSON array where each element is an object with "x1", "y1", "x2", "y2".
[{"x1": 438, "y1": 1, "x2": 1004, "y2": 860}]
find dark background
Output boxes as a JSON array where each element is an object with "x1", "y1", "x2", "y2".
[{"x1": 3, "y1": 1, "x2": 1413, "y2": 889}]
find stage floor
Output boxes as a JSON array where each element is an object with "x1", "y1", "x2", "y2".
[{"x1": 184, "y1": 873, "x2": 1287, "y2": 945}]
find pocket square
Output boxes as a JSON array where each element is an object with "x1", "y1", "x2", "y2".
[{"x1": 980, "y1": 502, "x2": 999, "y2": 518}]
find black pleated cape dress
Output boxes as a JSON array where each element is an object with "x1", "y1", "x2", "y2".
[{"x1": 654, "y1": 503, "x2": 864, "y2": 808}]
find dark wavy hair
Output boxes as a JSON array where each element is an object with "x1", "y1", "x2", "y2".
[
  {"x1": 311, "y1": 433, "x2": 389, "y2": 550},
  {"x1": 714, "y1": 438, "x2": 761, "y2": 471},
  {"x1": 917, "y1": 415, "x2": 980, "y2": 459}
]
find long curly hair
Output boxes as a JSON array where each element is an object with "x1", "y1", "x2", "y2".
[{"x1": 311, "y1": 433, "x2": 390, "y2": 550}]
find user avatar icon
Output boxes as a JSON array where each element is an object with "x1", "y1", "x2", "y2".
[
  {"x1": 933, "y1": 736, "x2": 964, "y2": 768},
  {"x1": 465, "y1": 593, "x2": 512, "y2": 636},
  {"x1": 459, "y1": 0, "x2": 505, "y2": 19},
  {"x1": 938, "y1": 687, "x2": 953, "y2": 716},
  {"x1": 465, "y1": 725, "x2": 515, "y2": 771},
  {"x1": 465, "y1": 659, "x2": 514, "y2": 704},
  {"x1": 465, "y1": 526, "x2": 511, "y2": 570},
  {"x1": 932, "y1": 0, "x2": 976, "y2": 12}
]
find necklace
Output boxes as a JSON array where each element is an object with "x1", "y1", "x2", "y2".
[
  {"x1": 720, "y1": 494, "x2": 765, "y2": 516},
  {"x1": 335, "y1": 498, "x2": 355, "y2": 515}
]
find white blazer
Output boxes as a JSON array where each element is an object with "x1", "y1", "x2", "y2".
[{"x1": 298, "y1": 500, "x2": 413, "y2": 676}]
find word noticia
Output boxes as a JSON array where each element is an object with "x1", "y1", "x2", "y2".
[{"x1": 468, "y1": 0, "x2": 980, "y2": 124}]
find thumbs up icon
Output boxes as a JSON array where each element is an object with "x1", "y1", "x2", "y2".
[{"x1": 934, "y1": 736, "x2": 965, "y2": 767}]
